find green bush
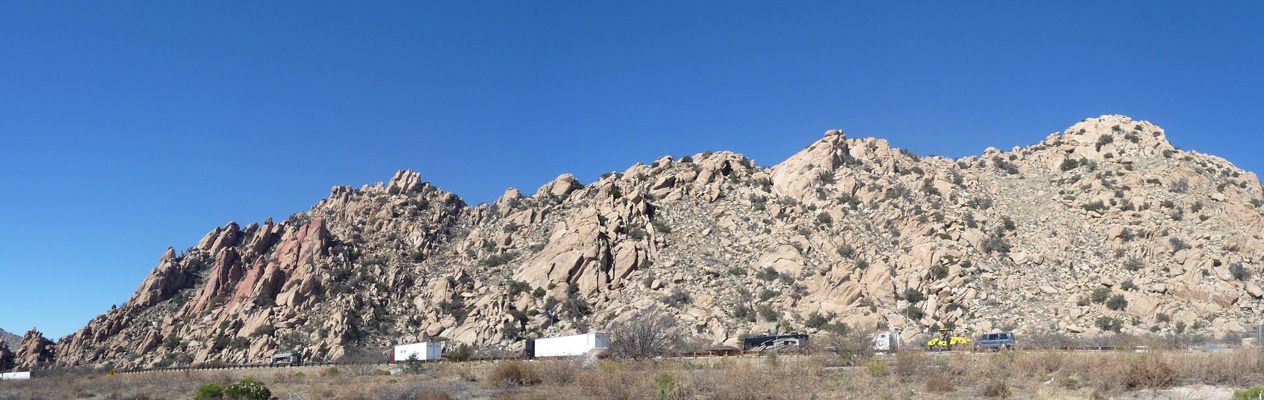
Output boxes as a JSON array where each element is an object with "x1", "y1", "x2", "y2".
[
  {"x1": 904, "y1": 306, "x2": 924, "y2": 320},
  {"x1": 758, "y1": 289, "x2": 781, "y2": 301},
  {"x1": 1095, "y1": 316, "x2": 1123, "y2": 332},
  {"x1": 196, "y1": 383, "x2": 224, "y2": 399},
  {"x1": 1106, "y1": 294, "x2": 1128, "y2": 311},
  {"x1": 866, "y1": 361, "x2": 888, "y2": 376},
  {"x1": 224, "y1": 378, "x2": 271, "y2": 400},
  {"x1": 755, "y1": 267, "x2": 779, "y2": 281},
  {"x1": 1060, "y1": 158, "x2": 1079, "y2": 171},
  {"x1": 902, "y1": 288, "x2": 925, "y2": 303},
  {"x1": 757, "y1": 305, "x2": 779, "y2": 321},
  {"x1": 1234, "y1": 385, "x2": 1264, "y2": 399},
  {"x1": 1090, "y1": 287, "x2": 1110, "y2": 304},
  {"x1": 1230, "y1": 263, "x2": 1252, "y2": 281},
  {"x1": 930, "y1": 265, "x2": 949, "y2": 280},
  {"x1": 655, "y1": 373, "x2": 677, "y2": 400},
  {"x1": 816, "y1": 212, "x2": 832, "y2": 225}
]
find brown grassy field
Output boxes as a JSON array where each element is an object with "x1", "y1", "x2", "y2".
[{"x1": 1, "y1": 349, "x2": 1262, "y2": 399}]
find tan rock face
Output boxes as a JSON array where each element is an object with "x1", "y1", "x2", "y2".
[
  {"x1": 45, "y1": 115, "x2": 1264, "y2": 369},
  {"x1": 15, "y1": 328, "x2": 55, "y2": 369}
]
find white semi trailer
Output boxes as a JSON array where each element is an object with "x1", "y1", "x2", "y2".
[
  {"x1": 526, "y1": 332, "x2": 610, "y2": 358},
  {"x1": 390, "y1": 342, "x2": 443, "y2": 363}
]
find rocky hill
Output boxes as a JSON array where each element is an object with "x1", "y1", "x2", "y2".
[
  {"x1": 0, "y1": 329, "x2": 18, "y2": 352},
  {"x1": 15, "y1": 115, "x2": 1264, "y2": 370}
]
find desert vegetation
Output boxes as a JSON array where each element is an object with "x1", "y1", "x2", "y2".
[{"x1": 3, "y1": 333, "x2": 1262, "y2": 399}]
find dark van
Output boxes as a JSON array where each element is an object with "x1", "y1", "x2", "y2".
[{"x1": 975, "y1": 332, "x2": 1014, "y2": 349}]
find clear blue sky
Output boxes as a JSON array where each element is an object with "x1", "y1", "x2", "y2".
[{"x1": 2, "y1": 2, "x2": 1261, "y2": 339}]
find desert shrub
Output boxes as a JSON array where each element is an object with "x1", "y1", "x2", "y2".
[
  {"x1": 816, "y1": 212, "x2": 832, "y2": 225},
  {"x1": 758, "y1": 289, "x2": 781, "y2": 301},
  {"x1": 249, "y1": 325, "x2": 275, "y2": 338},
  {"x1": 162, "y1": 334, "x2": 182, "y2": 350},
  {"x1": 924, "y1": 374, "x2": 956, "y2": 393},
  {"x1": 196, "y1": 383, "x2": 224, "y2": 400},
  {"x1": 1169, "y1": 237, "x2": 1190, "y2": 253},
  {"x1": 1061, "y1": 158, "x2": 1080, "y2": 171},
  {"x1": 654, "y1": 373, "x2": 677, "y2": 400},
  {"x1": 608, "y1": 307, "x2": 682, "y2": 359},
  {"x1": 836, "y1": 244, "x2": 855, "y2": 258},
  {"x1": 211, "y1": 335, "x2": 230, "y2": 352},
  {"x1": 481, "y1": 252, "x2": 516, "y2": 268},
  {"x1": 1091, "y1": 287, "x2": 1111, "y2": 303},
  {"x1": 981, "y1": 230, "x2": 1010, "y2": 254},
  {"x1": 1095, "y1": 134, "x2": 1114, "y2": 151},
  {"x1": 904, "y1": 305, "x2": 924, "y2": 320},
  {"x1": 223, "y1": 378, "x2": 271, "y2": 400},
  {"x1": 660, "y1": 288, "x2": 691, "y2": 308},
  {"x1": 755, "y1": 267, "x2": 778, "y2": 281},
  {"x1": 931, "y1": 265, "x2": 949, "y2": 280},
  {"x1": 1190, "y1": 201, "x2": 1204, "y2": 213},
  {"x1": 804, "y1": 312, "x2": 831, "y2": 329},
  {"x1": 758, "y1": 305, "x2": 780, "y2": 321},
  {"x1": 1235, "y1": 386, "x2": 1264, "y2": 399},
  {"x1": 651, "y1": 220, "x2": 671, "y2": 233},
  {"x1": 902, "y1": 288, "x2": 925, "y2": 303},
  {"x1": 983, "y1": 380, "x2": 1011, "y2": 398},
  {"x1": 732, "y1": 304, "x2": 756, "y2": 322},
  {"x1": 1123, "y1": 257, "x2": 1143, "y2": 271},
  {"x1": 1106, "y1": 295, "x2": 1128, "y2": 311},
  {"x1": 626, "y1": 226, "x2": 647, "y2": 240},
  {"x1": 1229, "y1": 263, "x2": 1251, "y2": 281},
  {"x1": 1155, "y1": 313, "x2": 1171, "y2": 323},
  {"x1": 1124, "y1": 354, "x2": 1176, "y2": 389},
  {"x1": 1096, "y1": 316, "x2": 1123, "y2": 332},
  {"x1": 866, "y1": 361, "x2": 888, "y2": 375},
  {"x1": 488, "y1": 361, "x2": 540, "y2": 386},
  {"x1": 1081, "y1": 200, "x2": 1106, "y2": 212}
]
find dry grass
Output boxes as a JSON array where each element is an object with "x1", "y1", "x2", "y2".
[{"x1": 1, "y1": 349, "x2": 1260, "y2": 399}]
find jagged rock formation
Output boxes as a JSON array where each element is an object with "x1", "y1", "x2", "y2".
[
  {"x1": 15, "y1": 328, "x2": 55, "y2": 370},
  {"x1": 42, "y1": 115, "x2": 1264, "y2": 369}
]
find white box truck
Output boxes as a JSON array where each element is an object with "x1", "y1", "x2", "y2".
[
  {"x1": 527, "y1": 332, "x2": 610, "y2": 358},
  {"x1": 391, "y1": 342, "x2": 442, "y2": 363}
]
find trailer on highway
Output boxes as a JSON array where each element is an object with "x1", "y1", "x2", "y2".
[
  {"x1": 526, "y1": 332, "x2": 610, "y2": 358},
  {"x1": 390, "y1": 342, "x2": 443, "y2": 363}
]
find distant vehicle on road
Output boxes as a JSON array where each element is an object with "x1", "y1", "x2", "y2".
[
  {"x1": 525, "y1": 332, "x2": 610, "y2": 358},
  {"x1": 974, "y1": 332, "x2": 1015, "y2": 350},
  {"x1": 742, "y1": 334, "x2": 808, "y2": 351},
  {"x1": 925, "y1": 328, "x2": 972, "y2": 350},
  {"x1": 390, "y1": 342, "x2": 443, "y2": 363},
  {"x1": 871, "y1": 331, "x2": 900, "y2": 353},
  {"x1": 269, "y1": 351, "x2": 301, "y2": 366}
]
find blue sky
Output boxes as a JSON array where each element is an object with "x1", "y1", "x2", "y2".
[{"x1": 1, "y1": 2, "x2": 1261, "y2": 339}]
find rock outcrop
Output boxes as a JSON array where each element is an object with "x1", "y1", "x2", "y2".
[
  {"x1": 42, "y1": 115, "x2": 1264, "y2": 369},
  {"x1": 15, "y1": 328, "x2": 54, "y2": 369}
]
